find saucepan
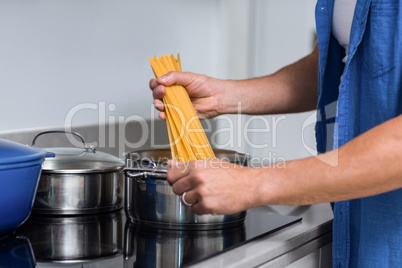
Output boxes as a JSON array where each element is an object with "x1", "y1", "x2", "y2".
[
  {"x1": 124, "y1": 149, "x2": 249, "y2": 230},
  {"x1": 31, "y1": 131, "x2": 125, "y2": 215},
  {"x1": 0, "y1": 138, "x2": 53, "y2": 235}
]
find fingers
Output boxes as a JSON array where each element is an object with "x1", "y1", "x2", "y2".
[
  {"x1": 150, "y1": 72, "x2": 201, "y2": 121},
  {"x1": 167, "y1": 160, "x2": 212, "y2": 214},
  {"x1": 150, "y1": 77, "x2": 167, "y2": 120},
  {"x1": 181, "y1": 190, "x2": 198, "y2": 207},
  {"x1": 166, "y1": 160, "x2": 190, "y2": 185},
  {"x1": 151, "y1": 99, "x2": 166, "y2": 120},
  {"x1": 156, "y1": 71, "x2": 196, "y2": 88},
  {"x1": 167, "y1": 158, "x2": 239, "y2": 215},
  {"x1": 150, "y1": 71, "x2": 196, "y2": 99},
  {"x1": 151, "y1": 82, "x2": 166, "y2": 120},
  {"x1": 153, "y1": 99, "x2": 164, "y2": 112},
  {"x1": 179, "y1": 188, "x2": 218, "y2": 215},
  {"x1": 152, "y1": 85, "x2": 166, "y2": 101},
  {"x1": 180, "y1": 191, "x2": 216, "y2": 215},
  {"x1": 167, "y1": 160, "x2": 198, "y2": 197},
  {"x1": 158, "y1": 112, "x2": 166, "y2": 120},
  {"x1": 149, "y1": 78, "x2": 158, "y2": 90},
  {"x1": 171, "y1": 176, "x2": 191, "y2": 194}
]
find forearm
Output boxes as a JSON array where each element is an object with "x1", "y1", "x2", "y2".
[
  {"x1": 222, "y1": 45, "x2": 319, "y2": 115},
  {"x1": 253, "y1": 114, "x2": 402, "y2": 206}
]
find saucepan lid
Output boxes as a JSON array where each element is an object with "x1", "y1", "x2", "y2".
[{"x1": 32, "y1": 131, "x2": 124, "y2": 174}]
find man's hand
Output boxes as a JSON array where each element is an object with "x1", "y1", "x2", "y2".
[
  {"x1": 149, "y1": 71, "x2": 226, "y2": 120},
  {"x1": 166, "y1": 159, "x2": 258, "y2": 215}
]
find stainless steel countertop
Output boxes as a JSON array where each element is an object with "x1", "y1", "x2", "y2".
[{"x1": 189, "y1": 203, "x2": 334, "y2": 268}]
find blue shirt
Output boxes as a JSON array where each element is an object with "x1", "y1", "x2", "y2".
[{"x1": 315, "y1": 0, "x2": 402, "y2": 267}]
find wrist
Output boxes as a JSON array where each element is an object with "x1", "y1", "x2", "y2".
[
  {"x1": 219, "y1": 79, "x2": 250, "y2": 115},
  {"x1": 251, "y1": 164, "x2": 296, "y2": 206},
  {"x1": 252, "y1": 167, "x2": 277, "y2": 206}
]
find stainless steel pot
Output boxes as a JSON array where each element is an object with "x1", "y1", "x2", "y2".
[
  {"x1": 32, "y1": 131, "x2": 124, "y2": 215},
  {"x1": 17, "y1": 210, "x2": 124, "y2": 263},
  {"x1": 124, "y1": 221, "x2": 245, "y2": 267},
  {"x1": 124, "y1": 149, "x2": 249, "y2": 230}
]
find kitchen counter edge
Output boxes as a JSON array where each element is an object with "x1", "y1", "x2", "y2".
[{"x1": 189, "y1": 203, "x2": 333, "y2": 268}]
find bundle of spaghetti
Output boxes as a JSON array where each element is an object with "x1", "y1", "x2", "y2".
[{"x1": 148, "y1": 54, "x2": 215, "y2": 161}]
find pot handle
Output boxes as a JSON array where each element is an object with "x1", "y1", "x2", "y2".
[
  {"x1": 124, "y1": 169, "x2": 167, "y2": 180},
  {"x1": 46, "y1": 151, "x2": 56, "y2": 158},
  {"x1": 124, "y1": 171, "x2": 146, "y2": 179},
  {"x1": 32, "y1": 130, "x2": 94, "y2": 151}
]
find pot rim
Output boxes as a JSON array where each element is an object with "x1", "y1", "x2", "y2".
[
  {"x1": 41, "y1": 166, "x2": 124, "y2": 174},
  {"x1": 124, "y1": 148, "x2": 250, "y2": 180},
  {"x1": 0, "y1": 158, "x2": 45, "y2": 171}
]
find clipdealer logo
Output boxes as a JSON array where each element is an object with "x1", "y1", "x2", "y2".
[
  {"x1": 62, "y1": 101, "x2": 336, "y2": 168},
  {"x1": 64, "y1": 101, "x2": 149, "y2": 155}
]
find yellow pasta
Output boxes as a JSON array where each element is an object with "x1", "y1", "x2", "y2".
[{"x1": 148, "y1": 54, "x2": 215, "y2": 161}]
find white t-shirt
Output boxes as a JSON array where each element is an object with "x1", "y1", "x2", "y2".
[{"x1": 332, "y1": 0, "x2": 358, "y2": 63}]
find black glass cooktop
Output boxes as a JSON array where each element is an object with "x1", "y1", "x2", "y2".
[{"x1": 0, "y1": 208, "x2": 301, "y2": 267}]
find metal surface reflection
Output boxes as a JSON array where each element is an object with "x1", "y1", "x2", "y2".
[
  {"x1": 0, "y1": 234, "x2": 36, "y2": 268},
  {"x1": 124, "y1": 221, "x2": 246, "y2": 267},
  {"x1": 17, "y1": 210, "x2": 124, "y2": 264}
]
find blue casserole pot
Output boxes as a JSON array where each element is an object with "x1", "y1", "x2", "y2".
[{"x1": 0, "y1": 139, "x2": 49, "y2": 235}]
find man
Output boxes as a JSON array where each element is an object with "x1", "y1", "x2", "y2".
[{"x1": 150, "y1": 0, "x2": 402, "y2": 267}]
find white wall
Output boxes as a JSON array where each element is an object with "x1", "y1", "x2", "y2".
[
  {"x1": 0, "y1": 0, "x2": 318, "y2": 161},
  {"x1": 249, "y1": 0, "x2": 318, "y2": 162},
  {"x1": 0, "y1": 0, "x2": 221, "y2": 132},
  {"x1": 211, "y1": 0, "x2": 318, "y2": 162}
]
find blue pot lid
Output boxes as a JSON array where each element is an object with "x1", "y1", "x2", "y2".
[{"x1": 0, "y1": 139, "x2": 47, "y2": 165}]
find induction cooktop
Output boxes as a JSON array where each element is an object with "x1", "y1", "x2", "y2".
[{"x1": 0, "y1": 208, "x2": 301, "y2": 267}]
